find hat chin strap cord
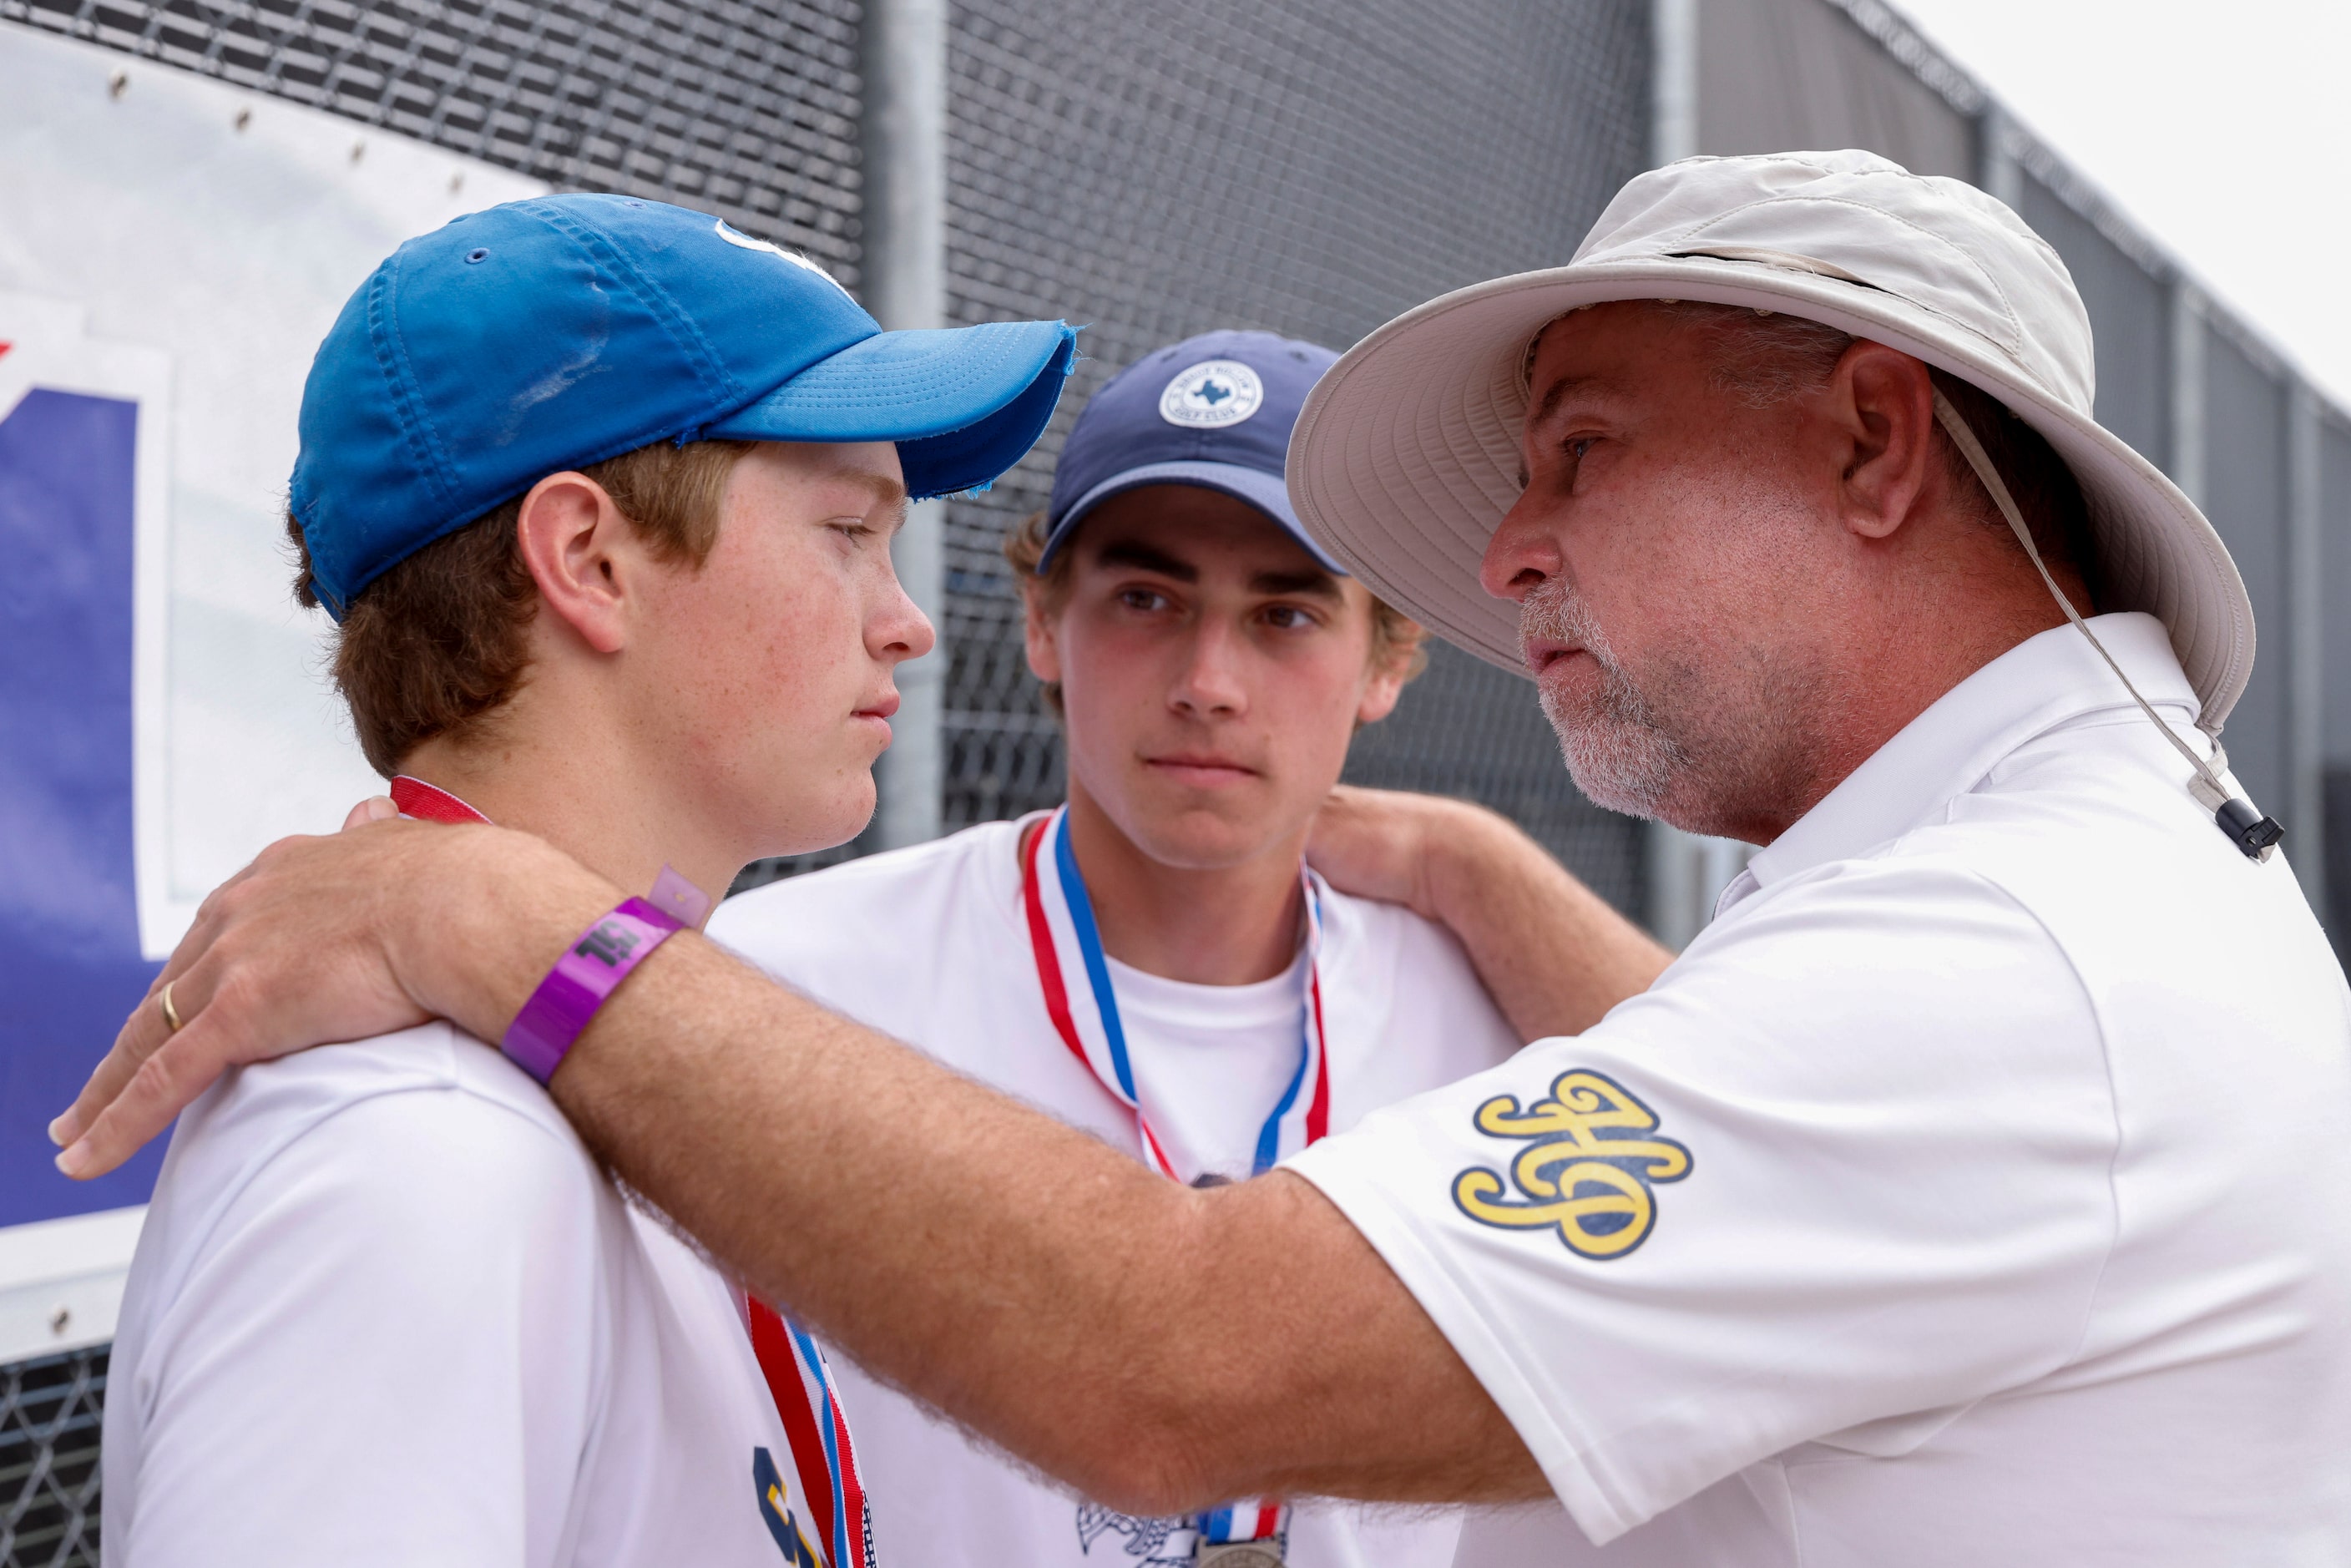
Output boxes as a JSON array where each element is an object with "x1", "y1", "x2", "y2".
[{"x1": 1929, "y1": 391, "x2": 2283, "y2": 863}]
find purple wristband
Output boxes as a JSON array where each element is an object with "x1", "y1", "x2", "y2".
[{"x1": 501, "y1": 897, "x2": 683, "y2": 1085}]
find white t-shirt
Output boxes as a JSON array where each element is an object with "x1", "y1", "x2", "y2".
[
  {"x1": 1287, "y1": 614, "x2": 2351, "y2": 1565},
  {"x1": 104, "y1": 1019, "x2": 837, "y2": 1568},
  {"x1": 710, "y1": 819, "x2": 1523, "y2": 1568}
]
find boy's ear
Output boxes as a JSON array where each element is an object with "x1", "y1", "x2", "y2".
[
  {"x1": 1353, "y1": 599, "x2": 1411, "y2": 728},
  {"x1": 515, "y1": 472, "x2": 637, "y2": 655},
  {"x1": 1021, "y1": 576, "x2": 1064, "y2": 687}
]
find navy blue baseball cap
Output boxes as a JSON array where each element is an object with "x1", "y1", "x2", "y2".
[
  {"x1": 1038, "y1": 329, "x2": 1342, "y2": 574},
  {"x1": 291, "y1": 193, "x2": 1079, "y2": 618}
]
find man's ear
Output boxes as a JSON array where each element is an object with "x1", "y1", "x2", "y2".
[
  {"x1": 514, "y1": 472, "x2": 640, "y2": 655},
  {"x1": 1021, "y1": 576, "x2": 1064, "y2": 688},
  {"x1": 1826, "y1": 342, "x2": 1941, "y2": 542}
]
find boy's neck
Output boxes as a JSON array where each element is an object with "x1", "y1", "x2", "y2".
[
  {"x1": 1059, "y1": 782, "x2": 1307, "y2": 987},
  {"x1": 397, "y1": 731, "x2": 735, "y2": 931}
]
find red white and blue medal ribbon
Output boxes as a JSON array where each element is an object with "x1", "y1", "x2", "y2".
[
  {"x1": 747, "y1": 1296, "x2": 876, "y2": 1568},
  {"x1": 1021, "y1": 806, "x2": 1331, "y2": 1181},
  {"x1": 1021, "y1": 804, "x2": 1328, "y2": 1552},
  {"x1": 389, "y1": 774, "x2": 872, "y2": 1567}
]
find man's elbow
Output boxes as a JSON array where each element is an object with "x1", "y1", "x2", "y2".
[{"x1": 1054, "y1": 1413, "x2": 1221, "y2": 1519}]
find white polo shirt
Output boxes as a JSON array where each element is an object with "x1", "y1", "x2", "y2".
[
  {"x1": 104, "y1": 1020, "x2": 836, "y2": 1568},
  {"x1": 1289, "y1": 613, "x2": 2351, "y2": 1565},
  {"x1": 712, "y1": 818, "x2": 1523, "y2": 1568}
]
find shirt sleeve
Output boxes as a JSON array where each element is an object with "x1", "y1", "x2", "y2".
[
  {"x1": 1283, "y1": 857, "x2": 2119, "y2": 1545},
  {"x1": 116, "y1": 1084, "x2": 615, "y2": 1568}
]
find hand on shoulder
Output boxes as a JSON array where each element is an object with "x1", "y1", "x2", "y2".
[{"x1": 51, "y1": 808, "x2": 618, "y2": 1179}]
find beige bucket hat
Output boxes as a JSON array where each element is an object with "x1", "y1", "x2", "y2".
[{"x1": 1285, "y1": 149, "x2": 2254, "y2": 731}]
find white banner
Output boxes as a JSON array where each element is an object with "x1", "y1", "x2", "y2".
[
  {"x1": 0, "y1": 23, "x2": 546, "y2": 959},
  {"x1": 0, "y1": 23, "x2": 547, "y2": 1241}
]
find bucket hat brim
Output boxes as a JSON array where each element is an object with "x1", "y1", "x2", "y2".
[{"x1": 1285, "y1": 255, "x2": 2254, "y2": 731}]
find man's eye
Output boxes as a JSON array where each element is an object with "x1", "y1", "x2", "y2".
[
  {"x1": 1119, "y1": 588, "x2": 1168, "y2": 611},
  {"x1": 1564, "y1": 437, "x2": 1596, "y2": 463}
]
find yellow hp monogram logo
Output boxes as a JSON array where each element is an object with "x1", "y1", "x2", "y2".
[{"x1": 1452, "y1": 1070, "x2": 1691, "y2": 1259}]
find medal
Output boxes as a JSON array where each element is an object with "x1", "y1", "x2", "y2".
[
  {"x1": 1022, "y1": 805, "x2": 1322, "y2": 1559},
  {"x1": 1196, "y1": 1544, "x2": 1285, "y2": 1568}
]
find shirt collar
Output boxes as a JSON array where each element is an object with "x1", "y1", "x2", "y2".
[{"x1": 1729, "y1": 613, "x2": 2200, "y2": 907}]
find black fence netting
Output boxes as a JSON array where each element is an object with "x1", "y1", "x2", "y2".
[
  {"x1": 929, "y1": 0, "x2": 1652, "y2": 913},
  {"x1": 2, "y1": 0, "x2": 867, "y2": 278},
  {"x1": 0, "y1": 1348, "x2": 104, "y2": 1568},
  {"x1": 0, "y1": 0, "x2": 1649, "y2": 1546}
]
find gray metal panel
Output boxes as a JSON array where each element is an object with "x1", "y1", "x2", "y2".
[
  {"x1": 2318, "y1": 410, "x2": 2351, "y2": 959},
  {"x1": 2016, "y1": 175, "x2": 2171, "y2": 470},
  {"x1": 933, "y1": 0, "x2": 1657, "y2": 914},
  {"x1": 1695, "y1": 0, "x2": 1974, "y2": 178},
  {"x1": 2203, "y1": 331, "x2": 2292, "y2": 810},
  {"x1": 2323, "y1": 416, "x2": 2351, "y2": 761}
]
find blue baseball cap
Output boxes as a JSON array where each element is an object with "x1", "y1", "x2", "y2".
[
  {"x1": 291, "y1": 193, "x2": 1079, "y2": 618},
  {"x1": 1039, "y1": 329, "x2": 1342, "y2": 574}
]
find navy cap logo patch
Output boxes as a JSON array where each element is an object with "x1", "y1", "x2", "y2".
[{"x1": 1159, "y1": 359, "x2": 1264, "y2": 429}]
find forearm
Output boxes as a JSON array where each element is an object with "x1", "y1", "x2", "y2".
[
  {"x1": 1413, "y1": 800, "x2": 1671, "y2": 1039},
  {"x1": 409, "y1": 833, "x2": 1540, "y2": 1510}
]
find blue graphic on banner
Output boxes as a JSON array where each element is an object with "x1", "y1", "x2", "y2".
[{"x1": 0, "y1": 386, "x2": 166, "y2": 1223}]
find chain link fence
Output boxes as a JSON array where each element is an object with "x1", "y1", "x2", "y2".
[
  {"x1": 0, "y1": 1348, "x2": 104, "y2": 1568},
  {"x1": 2, "y1": 0, "x2": 867, "y2": 278},
  {"x1": 4, "y1": 0, "x2": 1651, "y2": 907},
  {"x1": 928, "y1": 0, "x2": 1651, "y2": 903},
  {"x1": 0, "y1": 0, "x2": 1651, "y2": 1554}
]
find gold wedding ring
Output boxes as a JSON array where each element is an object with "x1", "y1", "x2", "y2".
[{"x1": 159, "y1": 980, "x2": 184, "y2": 1034}]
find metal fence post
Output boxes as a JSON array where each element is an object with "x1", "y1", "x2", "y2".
[
  {"x1": 2169, "y1": 281, "x2": 2207, "y2": 503},
  {"x1": 1641, "y1": 0, "x2": 1752, "y2": 948},
  {"x1": 2289, "y1": 382, "x2": 2328, "y2": 914},
  {"x1": 1651, "y1": 0, "x2": 1698, "y2": 175},
  {"x1": 862, "y1": 0, "x2": 949, "y2": 850},
  {"x1": 1978, "y1": 104, "x2": 2024, "y2": 212}
]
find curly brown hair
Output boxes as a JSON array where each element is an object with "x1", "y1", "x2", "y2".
[{"x1": 289, "y1": 438, "x2": 754, "y2": 776}]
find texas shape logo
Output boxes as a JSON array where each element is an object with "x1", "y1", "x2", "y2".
[{"x1": 1158, "y1": 358, "x2": 1264, "y2": 429}]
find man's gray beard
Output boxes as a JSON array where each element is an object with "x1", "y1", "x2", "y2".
[{"x1": 1519, "y1": 578, "x2": 1689, "y2": 820}]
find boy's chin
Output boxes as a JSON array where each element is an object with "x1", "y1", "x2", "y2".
[{"x1": 751, "y1": 780, "x2": 877, "y2": 862}]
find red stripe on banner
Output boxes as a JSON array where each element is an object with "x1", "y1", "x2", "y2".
[
  {"x1": 747, "y1": 1297, "x2": 839, "y2": 1558},
  {"x1": 388, "y1": 774, "x2": 490, "y2": 825},
  {"x1": 1255, "y1": 1502, "x2": 1283, "y2": 1538},
  {"x1": 1304, "y1": 970, "x2": 1332, "y2": 1144},
  {"x1": 1021, "y1": 819, "x2": 1092, "y2": 1072}
]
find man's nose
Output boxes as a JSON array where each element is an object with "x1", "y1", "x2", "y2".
[{"x1": 1479, "y1": 488, "x2": 1562, "y2": 604}]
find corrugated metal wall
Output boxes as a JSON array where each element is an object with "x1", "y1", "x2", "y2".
[{"x1": 1700, "y1": 0, "x2": 2349, "y2": 938}]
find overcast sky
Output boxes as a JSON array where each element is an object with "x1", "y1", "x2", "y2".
[{"x1": 1893, "y1": 0, "x2": 2351, "y2": 407}]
